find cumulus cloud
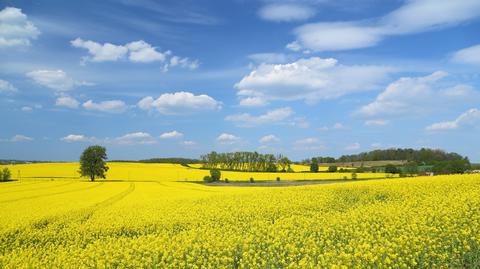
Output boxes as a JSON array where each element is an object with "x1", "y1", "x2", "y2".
[
  {"x1": 345, "y1": 142, "x2": 361, "y2": 151},
  {"x1": 11, "y1": 134, "x2": 33, "y2": 142},
  {"x1": 258, "y1": 3, "x2": 315, "y2": 22},
  {"x1": 217, "y1": 133, "x2": 240, "y2": 144},
  {"x1": 451, "y1": 44, "x2": 480, "y2": 65},
  {"x1": 357, "y1": 71, "x2": 448, "y2": 116},
  {"x1": 61, "y1": 134, "x2": 96, "y2": 142},
  {"x1": 0, "y1": 79, "x2": 17, "y2": 94},
  {"x1": 26, "y1": 70, "x2": 90, "y2": 92},
  {"x1": 125, "y1": 40, "x2": 168, "y2": 63},
  {"x1": 293, "y1": 137, "x2": 324, "y2": 151},
  {"x1": 164, "y1": 56, "x2": 199, "y2": 71},
  {"x1": 159, "y1": 130, "x2": 183, "y2": 139},
  {"x1": 137, "y1": 91, "x2": 221, "y2": 115},
  {"x1": 0, "y1": 7, "x2": 40, "y2": 47},
  {"x1": 21, "y1": 106, "x2": 32, "y2": 112},
  {"x1": 235, "y1": 57, "x2": 391, "y2": 104},
  {"x1": 290, "y1": 0, "x2": 480, "y2": 52},
  {"x1": 238, "y1": 97, "x2": 269, "y2": 107},
  {"x1": 259, "y1": 134, "x2": 280, "y2": 144},
  {"x1": 83, "y1": 99, "x2": 127, "y2": 113},
  {"x1": 112, "y1": 132, "x2": 156, "y2": 145},
  {"x1": 426, "y1": 108, "x2": 480, "y2": 131},
  {"x1": 225, "y1": 107, "x2": 293, "y2": 127},
  {"x1": 71, "y1": 38, "x2": 198, "y2": 69},
  {"x1": 365, "y1": 119, "x2": 390, "y2": 126},
  {"x1": 71, "y1": 38, "x2": 128, "y2": 62},
  {"x1": 55, "y1": 96, "x2": 80, "y2": 109}
]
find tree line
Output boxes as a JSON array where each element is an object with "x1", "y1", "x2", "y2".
[
  {"x1": 332, "y1": 148, "x2": 466, "y2": 164},
  {"x1": 201, "y1": 151, "x2": 292, "y2": 172}
]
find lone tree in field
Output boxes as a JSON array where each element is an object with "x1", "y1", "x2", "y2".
[
  {"x1": 79, "y1": 145, "x2": 109, "y2": 181},
  {"x1": 310, "y1": 158, "x2": 319, "y2": 172}
]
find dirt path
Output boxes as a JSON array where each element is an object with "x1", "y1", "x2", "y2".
[{"x1": 186, "y1": 178, "x2": 390, "y2": 187}]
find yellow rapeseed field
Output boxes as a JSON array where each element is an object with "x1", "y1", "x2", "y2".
[
  {"x1": 0, "y1": 162, "x2": 479, "y2": 268},
  {"x1": 0, "y1": 162, "x2": 388, "y2": 182}
]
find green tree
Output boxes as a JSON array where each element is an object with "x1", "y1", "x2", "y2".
[
  {"x1": 210, "y1": 169, "x2": 221, "y2": 181},
  {"x1": 310, "y1": 158, "x2": 319, "y2": 172},
  {"x1": 385, "y1": 164, "x2": 399, "y2": 174},
  {"x1": 328, "y1": 165, "x2": 338, "y2": 172},
  {"x1": 79, "y1": 145, "x2": 109, "y2": 181},
  {"x1": 0, "y1": 168, "x2": 11, "y2": 181}
]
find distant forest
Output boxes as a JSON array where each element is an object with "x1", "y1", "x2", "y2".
[{"x1": 310, "y1": 148, "x2": 468, "y2": 165}]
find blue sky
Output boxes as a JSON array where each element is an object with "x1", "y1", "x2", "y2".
[{"x1": 1, "y1": 0, "x2": 480, "y2": 162}]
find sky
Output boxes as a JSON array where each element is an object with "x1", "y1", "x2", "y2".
[{"x1": 1, "y1": 0, "x2": 480, "y2": 162}]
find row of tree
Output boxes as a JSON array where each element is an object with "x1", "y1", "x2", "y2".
[
  {"x1": 336, "y1": 148, "x2": 467, "y2": 164},
  {"x1": 200, "y1": 151, "x2": 292, "y2": 172}
]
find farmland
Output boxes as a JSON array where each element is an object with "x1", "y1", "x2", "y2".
[{"x1": 0, "y1": 162, "x2": 479, "y2": 268}]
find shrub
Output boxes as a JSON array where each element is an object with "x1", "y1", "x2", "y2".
[
  {"x1": 210, "y1": 169, "x2": 221, "y2": 181},
  {"x1": 351, "y1": 172, "x2": 357, "y2": 180},
  {"x1": 0, "y1": 168, "x2": 11, "y2": 181},
  {"x1": 310, "y1": 161, "x2": 319, "y2": 172},
  {"x1": 225, "y1": 178, "x2": 229, "y2": 183},
  {"x1": 385, "y1": 164, "x2": 399, "y2": 174},
  {"x1": 203, "y1": 175, "x2": 212, "y2": 182},
  {"x1": 343, "y1": 176, "x2": 348, "y2": 180},
  {"x1": 328, "y1": 166, "x2": 338, "y2": 172},
  {"x1": 249, "y1": 177, "x2": 254, "y2": 183},
  {"x1": 276, "y1": 177, "x2": 280, "y2": 181}
]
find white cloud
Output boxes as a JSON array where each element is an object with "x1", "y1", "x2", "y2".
[
  {"x1": 235, "y1": 57, "x2": 392, "y2": 104},
  {"x1": 248, "y1": 53, "x2": 289, "y2": 64},
  {"x1": 258, "y1": 3, "x2": 315, "y2": 22},
  {"x1": 293, "y1": 137, "x2": 324, "y2": 151},
  {"x1": 365, "y1": 119, "x2": 390, "y2": 126},
  {"x1": 238, "y1": 97, "x2": 269, "y2": 107},
  {"x1": 357, "y1": 71, "x2": 451, "y2": 116},
  {"x1": 61, "y1": 134, "x2": 95, "y2": 143},
  {"x1": 0, "y1": 7, "x2": 40, "y2": 47},
  {"x1": 21, "y1": 106, "x2": 32, "y2": 112},
  {"x1": 426, "y1": 108, "x2": 480, "y2": 131},
  {"x1": 71, "y1": 38, "x2": 128, "y2": 62},
  {"x1": 290, "y1": 0, "x2": 480, "y2": 52},
  {"x1": 182, "y1": 140, "x2": 196, "y2": 146},
  {"x1": 165, "y1": 56, "x2": 199, "y2": 70},
  {"x1": 126, "y1": 40, "x2": 168, "y2": 63},
  {"x1": 225, "y1": 107, "x2": 293, "y2": 127},
  {"x1": 440, "y1": 84, "x2": 477, "y2": 97},
  {"x1": 217, "y1": 133, "x2": 240, "y2": 144},
  {"x1": 112, "y1": 132, "x2": 156, "y2": 145},
  {"x1": 71, "y1": 38, "x2": 199, "y2": 69},
  {"x1": 11, "y1": 134, "x2": 33, "y2": 142},
  {"x1": 259, "y1": 134, "x2": 280, "y2": 144},
  {"x1": 83, "y1": 99, "x2": 127, "y2": 113},
  {"x1": 137, "y1": 91, "x2": 221, "y2": 115},
  {"x1": 159, "y1": 130, "x2": 183, "y2": 139},
  {"x1": 55, "y1": 96, "x2": 79, "y2": 109},
  {"x1": 293, "y1": 22, "x2": 382, "y2": 52},
  {"x1": 26, "y1": 70, "x2": 90, "y2": 92},
  {"x1": 0, "y1": 79, "x2": 17, "y2": 94},
  {"x1": 345, "y1": 142, "x2": 361, "y2": 151},
  {"x1": 451, "y1": 44, "x2": 480, "y2": 65}
]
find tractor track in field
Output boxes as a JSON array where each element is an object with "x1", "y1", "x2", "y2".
[
  {"x1": 31, "y1": 182, "x2": 136, "y2": 228},
  {"x1": 0, "y1": 181, "x2": 76, "y2": 195},
  {"x1": 0, "y1": 180, "x2": 48, "y2": 189},
  {"x1": 0, "y1": 182, "x2": 105, "y2": 204},
  {"x1": 0, "y1": 183, "x2": 136, "y2": 253}
]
